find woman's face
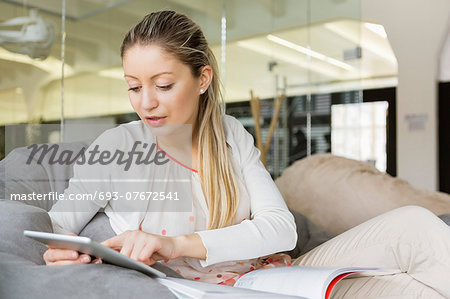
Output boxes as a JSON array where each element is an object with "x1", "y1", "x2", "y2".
[{"x1": 122, "y1": 44, "x2": 210, "y2": 132}]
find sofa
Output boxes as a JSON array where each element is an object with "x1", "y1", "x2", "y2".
[
  {"x1": 275, "y1": 154, "x2": 450, "y2": 235},
  {"x1": 1, "y1": 142, "x2": 449, "y2": 298}
]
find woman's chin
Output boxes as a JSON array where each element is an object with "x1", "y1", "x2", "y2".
[{"x1": 146, "y1": 122, "x2": 192, "y2": 138}]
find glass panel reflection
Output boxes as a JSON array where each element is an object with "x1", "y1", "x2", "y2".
[{"x1": 331, "y1": 101, "x2": 388, "y2": 172}]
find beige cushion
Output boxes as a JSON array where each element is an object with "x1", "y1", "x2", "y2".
[{"x1": 275, "y1": 154, "x2": 450, "y2": 235}]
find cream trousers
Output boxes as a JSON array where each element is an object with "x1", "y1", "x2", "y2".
[{"x1": 292, "y1": 206, "x2": 450, "y2": 298}]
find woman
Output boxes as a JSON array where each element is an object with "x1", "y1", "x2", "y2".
[{"x1": 45, "y1": 11, "x2": 450, "y2": 298}]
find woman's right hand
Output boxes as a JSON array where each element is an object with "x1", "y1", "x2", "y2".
[{"x1": 43, "y1": 233, "x2": 102, "y2": 266}]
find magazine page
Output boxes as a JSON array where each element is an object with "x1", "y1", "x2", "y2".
[
  {"x1": 156, "y1": 277, "x2": 306, "y2": 299},
  {"x1": 233, "y1": 266, "x2": 381, "y2": 299}
]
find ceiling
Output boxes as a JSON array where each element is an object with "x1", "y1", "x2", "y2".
[{"x1": 0, "y1": 0, "x2": 397, "y2": 124}]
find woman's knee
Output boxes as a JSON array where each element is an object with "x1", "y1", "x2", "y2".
[
  {"x1": 385, "y1": 205, "x2": 442, "y2": 232},
  {"x1": 392, "y1": 205, "x2": 434, "y2": 218}
]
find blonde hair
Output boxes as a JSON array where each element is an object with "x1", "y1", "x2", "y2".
[{"x1": 121, "y1": 11, "x2": 240, "y2": 229}]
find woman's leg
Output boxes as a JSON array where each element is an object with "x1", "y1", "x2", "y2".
[{"x1": 292, "y1": 206, "x2": 450, "y2": 298}]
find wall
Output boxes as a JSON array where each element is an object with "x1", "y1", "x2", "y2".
[
  {"x1": 362, "y1": 0, "x2": 450, "y2": 191},
  {"x1": 440, "y1": 32, "x2": 450, "y2": 82}
]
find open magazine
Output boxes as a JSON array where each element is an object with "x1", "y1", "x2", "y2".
[{"x1": 157, "y1": 266, "x2": 387, "y2": 299}]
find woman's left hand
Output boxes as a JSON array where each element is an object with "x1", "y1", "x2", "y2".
[{"x1": 101, "y1": 230, "x2": 179, "y2": 265}]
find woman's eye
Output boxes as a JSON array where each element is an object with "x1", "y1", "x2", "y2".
[
  {"x1": 157, "y1": 84, "x2": 173, "y2": 91},
  {"x1": 128, "y1": 86, "x2": 141, "y2": 92}
]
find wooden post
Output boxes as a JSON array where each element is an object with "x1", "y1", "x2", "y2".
[
  {"x1": 263, "y1": 94, "x2": 285, "y2": 158},
  {"x1": 249, "y1": 91, "x2": 285, "y2": 169},
  {"x1": 250, "y1": 90, "x2": 265, "y2": 166}
]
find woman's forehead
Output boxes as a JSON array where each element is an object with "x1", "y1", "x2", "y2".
[
  {"x1": 123, "y1": 44, "x2": 176, "y2": 63},
  {"x1": 123, "y1": 44, "x2": 188, "y2": 79}
]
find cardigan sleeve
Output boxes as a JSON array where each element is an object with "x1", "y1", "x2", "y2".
[{"x1": 195, "y1": 116, "x2": 297, "y2": 266}]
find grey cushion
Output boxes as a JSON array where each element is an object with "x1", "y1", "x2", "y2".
[
  {"x1": 0, "y1": 263, "x2": 176, "y2": 299},
  {"x1": 439, "y1": 214, "x2": 450, "y2": 226},
  {"x1": 0, "y1": 141, "x2": 89, "y2": 211},
  {"x1": 78, "y1": 211, "x2": 117, "y2": 241},
  {"x1": 0, "y1": 200, "x2": 52, "y2": 265},
  {"x1": 0, "y1": 200, "x2": 179, "y2": 299},
  {"x1": 0, "y1": 200, "x2": 181, "y2": 276},
  {"x1": 284, "y1": 209, "x2": 334, "y2": 258}
]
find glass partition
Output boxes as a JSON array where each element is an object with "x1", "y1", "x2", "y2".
[
  {"x1": 222, "y1": 0, "x2": 309, "y2": 177},
  {"x1": 223, "y1": 0, "x2": 365, "y2": 177},
  {"x1": 1, "y1": 0, "x2": 397, "y2": 176},
  {"x1": 0, "y1": 1, "x2": 61, "y2": 158}
]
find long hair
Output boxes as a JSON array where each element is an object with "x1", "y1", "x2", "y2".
[{"x1": 121, "y1": 11, "x2": 240, "y2": 229}]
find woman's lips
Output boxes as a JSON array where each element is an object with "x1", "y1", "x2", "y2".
[{"x1": 145, "y1": 116, "x2": 167, "y2": 126}]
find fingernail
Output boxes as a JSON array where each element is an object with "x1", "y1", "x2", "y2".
[
  {"x1": 71, "y1": 252, "x2": 78, "y2": 259},
  {"x1": 81, "y1": 256, "x2": 90, "y2": 263},
  {"x1": 94, "y1": 260, "x2": 102, "y2": 264}
]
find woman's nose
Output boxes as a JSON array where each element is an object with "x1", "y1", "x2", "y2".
[{"x1": 141, "y1": 88, "x2": 158, "y2": 110}]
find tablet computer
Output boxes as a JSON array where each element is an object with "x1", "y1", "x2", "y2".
[{"x1": 24, "y1": 230, "x2": 166, "y2": 278}]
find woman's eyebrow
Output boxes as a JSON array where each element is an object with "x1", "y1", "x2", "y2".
[{"x1": 124, "y1": 72, "x2": 174, "y2": 80}]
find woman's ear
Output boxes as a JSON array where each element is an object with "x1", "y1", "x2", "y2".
[{"x1": 199, "y1": 65, "x2": 213, "y2": 94}]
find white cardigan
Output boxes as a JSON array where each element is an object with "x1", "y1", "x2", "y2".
[{"x1": 49, "y1": 114, "x2": 297, "y2": 267}]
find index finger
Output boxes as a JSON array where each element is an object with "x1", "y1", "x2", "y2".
[{"x1": 101, "y1": 234, "x2": 126, "y2": 248}]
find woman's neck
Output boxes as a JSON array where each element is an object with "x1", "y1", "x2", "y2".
[
  {"x1": 156, "y1": 129, "x2": 199, "y2": 171},
  {"x1": 156, "y1": 130, "x2": 198, "y2": 152}
]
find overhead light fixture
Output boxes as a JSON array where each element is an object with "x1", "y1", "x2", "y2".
[
  {"x1": 237, "y1": 40, "x2": 340, "y2": 78},
  {"x1": 266, "y1": 34, "x2": 354, "y2": 71},
  {"x1": 364, "y1": 23, "x2": 387, "y2": 39},
  {"x1": 324, "y1": 22, "x2": 396, "y2": 65},
  {"x1": 0, "y1": 9, "x2": 56, "y2": 59}
]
